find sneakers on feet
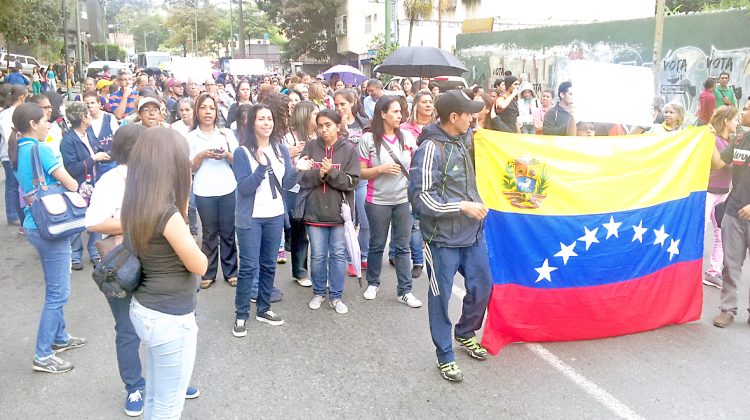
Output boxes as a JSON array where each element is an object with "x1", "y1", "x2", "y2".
[
  {"x1": 32, "y1": 354, "x2": 73, "y2": 374},
  {"x1": 347, "y1": 264, "x2": 357, "y2": 277},
  {"x1": 256, "y1": 310, "x2": 284, "y2": 326},
  {"x1": 397, "y1": 292, "x2": 423, "y2": 308},
  {"x1": 437, "y1": 361, "x2": 463, "y2": 382},
  {"x1": 361, "y1": 261, "x2": 368, "y2": 270},
  {"x1": 295, "y1": 277, "x2": 312, "y2": 287},
  {"x1": 277, "y1": 249, "x2": 287, "y2": 264},
  {"x1": 52, "y1": 335, "x2": 87, "y2": 353},
  {"x1": 713, "y1": 311, "x2": 734, "y2": 328},
  {"x1": 124, "y1": 389, "x2": 144, "y2": 416},
  {"x1": 455, "y1": 335, "x2": 489, "y2": 360},
  {"x1": 185, "y1": 386, "x2": 200, "y2": 399},
  {"x1": 411, "y1": 265, "x2": 423, "y2": 278},
  {"x1": 309, "y1": 295, "x2": 325, "y2": 310},
  {"x1": 363, "y1": 285, "x2": 379, "y2": 300},
  {"x1": 330, "y1": 299, "x2": 349, "y2": 314},
  {"x1": 250, "y1": 287, "x2": 284, "y2": 303},
  {"x1": 71, "y1": 261, "x2": 84, "y2": 271},
  {"x1": 703, "y1": 273, "x2": 723, "y2": 289},
  {"x1": 232, "y1": 318, "x2": 248, "y2": 337}
]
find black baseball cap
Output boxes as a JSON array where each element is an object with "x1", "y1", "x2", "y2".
[{"x1": 435, "y1": 90, "x2": 484, "y2": 117}]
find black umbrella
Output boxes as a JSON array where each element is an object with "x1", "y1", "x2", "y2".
[{"x1": 374, "y1": 46, "x2": 468, "y2": 78}]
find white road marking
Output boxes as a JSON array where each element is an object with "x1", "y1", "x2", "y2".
[{"x1": 451, "y1": 285, "x2": 644, "y2": 420}]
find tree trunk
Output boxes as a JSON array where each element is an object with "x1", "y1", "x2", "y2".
[
  {"x1": 182, "y1": 41, "x2": 187, "y2": 57},
  {"x1": 408, "y1": 17, "x2": 414, "y2": 46}
]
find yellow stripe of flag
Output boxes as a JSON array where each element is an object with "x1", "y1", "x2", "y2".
[{"x1": 474, "y1": 127, "x2": 715, "y2": 216}]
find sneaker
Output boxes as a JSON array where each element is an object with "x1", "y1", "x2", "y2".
[
  {"x1": 437, "y1": 361, "x2": 463, "y2": 382},
  {"x1": 330, "y1": 299, "x2": 349, "y2": 314},
  {"x1": 277, "y1": 249, "x2": 287, "y2": 264},
  {"x1": 71, "y1": 261, "x2": 84, "y2": 271},
  {"x1": 713, "y1": 311, "x2": 734, "y2": 328},
  {"x1": 32, "y1": 354, "x2": 73, "y2": 374},
  {"x1": 363, "y1": 285, "x2": 379, "y2": 300},
  {"x1": 52, "y1": 335, "x2": 87, "y2": 353},
  {"x1": 91, "y1": 257, "x2": 101, "y2": 266},
  {"x1": 703, "y1": 273, "x2": 722, "y2": 289},
  {"x1": 232, "y1": 318, "x2": 247, "y2": 337},
  {"x1": 455, "y1": 335, "x2": 489, "y2": 360},
  {"x1": 361, "y1": 261, "x2": 368, "y2": 270},
  {"x1": 124, "y1": 389, "x2": 144, "y2": 416},
  {"x1": 397, "y1": 292, "x2": 423, "y2": 308},
  {"x1": 251, "y1": 287, "x2": 284, "y2": 303},
  {"x1": 309, "y1": 295, "x2": 325, "y2": 310},
  {"x1": 347, "y1": 264, "x2": 357, "y2": 277},
  {"x1": 185, "y1": 386, "x2": 200, "y2": 399},
  {"x1": 411, "y1": 265, "x2": 423, "y2": 278},
  {"x1": 295, "y1": 277, "x2": 312, "y2": 287},
  {"x1": 256, "y1": 310, "x2": 284, "y2": 326}
]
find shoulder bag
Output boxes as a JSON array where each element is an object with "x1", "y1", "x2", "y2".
[{"x1": 92, "y1": 236, "x2": 141, "y2": 299}]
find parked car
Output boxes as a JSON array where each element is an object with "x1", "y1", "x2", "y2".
[
  {"x1": 85, "y1": 60, "x2": 128, "y2": 80},
  {"x1": 0, "y1": 52, "x2": 44, "y2": 77}
]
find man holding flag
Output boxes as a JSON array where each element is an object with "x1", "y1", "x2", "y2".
[{"x1": 409, "y1": 90, "x2": 493, "y2": 382}]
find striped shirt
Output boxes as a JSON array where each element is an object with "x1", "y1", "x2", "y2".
[{"x1": 109, "y1": 89, "x2": 138, "y2": 118}]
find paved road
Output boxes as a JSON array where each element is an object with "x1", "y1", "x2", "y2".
[{"x1": 1, "y1": 189, "x2": 749, "y2": 419}]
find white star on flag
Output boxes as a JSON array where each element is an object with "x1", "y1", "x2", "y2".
[
  {"x1": 578, "y1": 226, "x2": 599, "y2": 250},
  {"x1": 653, "y1": 225, "x2": 669, "y2": 247},
  {"x1": 535, "y1": 259, "x2": 558, "y2": 283},
  {"x1": 554, "y1": 242, "x2": 578, "y2": 265},
  {"x1": 667, "y1": 239, "x2": 680, "y2": 261},
  {"x1": 602, "y1": 216, "x2": 622, "y2": 239},
  {"x1": 632, "y1": 220, "x2": 648, "y2": 243}
]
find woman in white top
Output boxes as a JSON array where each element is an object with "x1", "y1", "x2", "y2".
[
  {"x1": 188, "y1": 93, "x2": 239, "y2": 289},
  {"x1": 358, "y1": 95, "x2": 422, "y2": 308},
  {"x1": 231, "y1": 104, "x2": 295, "y2": 336},
  {"x1": 170, "y1": 97, "x2": 195, "y2": 138}
]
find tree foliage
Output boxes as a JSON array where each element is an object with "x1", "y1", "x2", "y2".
[
  {"x1": 403, "y1": 0, "x2": 433, "y2": 46},
  {"x1": 665, "y1": 0, "x2": 750, "y2": 13},
  {"x1": 92, "y1": 43, "x2": 128, "y2": 62},
  {"x1": 256, "y1": 0, "x2": 342, "y2": 61},
  {"x1": 0, "y1": 0, "x2": 61, "y2": 49}
]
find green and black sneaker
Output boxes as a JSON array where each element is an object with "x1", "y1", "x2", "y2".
[
  {"x1": 437, "y1": 361, "x2": 463, "y2": 382},
  {"x1": 455, "y1": 335, "x2": 489, "y2": 360}
]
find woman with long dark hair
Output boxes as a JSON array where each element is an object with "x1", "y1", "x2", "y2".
[
  {"x1": 226, "y1": 79, "x2": 252, "y2": 129},
  {"x1": 297, "y1": 108, "x2": 360, "y2": 314},
  {"x1": 188, "y1": 93, "x2": 239, "y2": 289},
  {"x1": 123, "y1": 128, "x2": 207, "y2": 418},
  {"x1": 11, "y1": 103, "x2": 82, "y2": 373},
  {"x1": 231, "y1": 104, "x2": 296, "y2": 337},
  {"x1": 358, "y1": 96, "x2": 422, "y2": 308}
]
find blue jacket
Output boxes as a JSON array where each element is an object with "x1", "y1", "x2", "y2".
[
  {"x1": 6, "y1": 71, "x2": 29, "y2": 86},
  {"x1": 232, "y1": 144, "x2": 296, "y2": 229},
  {"x1": 409, "y1": 123, "x2": 484, "y2": 248},
  {"x1": 60, "y1": 128, "x2": 100, "y2": 186}
]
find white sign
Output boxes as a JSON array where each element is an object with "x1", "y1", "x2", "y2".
[
  {"x1": 170, "y1": 57, "x2": 215, "y2": 83},
  {"x1": 569, "y1": 61, "x2": 655, "y2": 127},
  {"x1": 228, "y1": 59, "x2": 266, "y2": 76}
]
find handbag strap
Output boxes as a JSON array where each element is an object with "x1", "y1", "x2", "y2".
[
  {"x1": 30, "y1": 143, "x2": 47, "y2": 190},
  {"x1": 242, "y1": 146, "x2": 283, "y2": 199},
  {"x1": 380, "y1": 139, "x2": 409, "y2": 179}
]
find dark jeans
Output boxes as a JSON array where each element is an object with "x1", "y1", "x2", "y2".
[
  {"x1": 107, "y1": 294, "x2": 146, "y2": 393},
  {"x1": 388, "y1": 210, "x2": 424, "y2": 266},
  {"x1": 195, "y1": 192, "x2": 238, "y2": 281},
  {"x1": 71, "y1": 230, "x2": 101, "y2": 263},
  {"x1": 424, "y1": 239, "x2": 492, "y2": 364},
  {"x1": 235, "y1": 215, "x2": 284, "y2": 319},
  {"x1": 365, "y1": 201, "x2": 413, "y2": 296},
  {"x1": 2, "y1": 160, "x2": 20, "y2": 223},
  {"x1": 284, "y1": 191, "x2": 309, "y2": 279},
  {"x1": 188, "y1": 189, "x2": 198, "y2": 235}
]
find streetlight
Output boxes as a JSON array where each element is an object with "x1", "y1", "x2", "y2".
[{"x1": 144, "y1": 30, "x2": 153, "y2": 53}]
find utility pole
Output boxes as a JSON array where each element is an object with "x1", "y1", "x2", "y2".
[
  {"x1": 237, "y1": 0, "x2": 245, "y2": 58},
  {"x1": 75, "y1": 0, "x2": 83, "y2": 91},
  {"x1": 103, "y1": 0, "x2": 108, "y2": 61},
  {"x1": 228, "y1": 0, "x2": 234, "y2": 58},
  {"x1": 62, "y1": 0, "x2": 71, "y2": 99},
  {"x1": 438, "y1": 0, "x2": 443, "y2": 49},
  {"x1": 653, "y1": 0, "x2": 666, "y2": 91},
  {"x1": 385, "y1": 0, "x2": 391, "y2": 48}
]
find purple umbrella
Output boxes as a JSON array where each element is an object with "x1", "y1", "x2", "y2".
[{"x1": 323, "y1": 65, "x2": 368, "y2": 86}]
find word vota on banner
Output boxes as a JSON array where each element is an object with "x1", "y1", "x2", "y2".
[{"x1": 474, "y1": 127, "x2": 714, "y2": 354}]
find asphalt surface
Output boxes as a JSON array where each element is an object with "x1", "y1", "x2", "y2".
[{"x1": 1, "y1": 181, "x2": 750, "y2": 419}]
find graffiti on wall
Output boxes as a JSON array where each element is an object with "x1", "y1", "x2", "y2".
[{"x1": 459, "y1": 41, "x2": 750, "y2": 118}]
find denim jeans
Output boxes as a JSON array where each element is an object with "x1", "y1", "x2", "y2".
[
  {"x1": 307, "y1": 225, "x2": 347, "y2": 300},
  {"x1": 235, "y1": 215, "x2": 284, "y2": 319},
  {"x1": 284, "y1": 191, "x2": 309, "y2": 279},
  {"x1": 365, "y1": 201, "x2": 413, "y2": 296},
  {"x1": 71, "y1": 230, "x2": 101, "y2": 263},
  {"x1": 355, "y1": 180, "x2": 369, "y2": 262},
  {"x1": 2, "y1": 160, "x2": 20, "y2": 223},
  {"x1": 195, "y1": 192, "x2": 238, "y2": 281},
  {"x1": 188, "y1": 188, "x2": 198, "y2": 235},
  {"x1": 388, "y1": 209, "x2": 424, "y2": 266},
  {"x1": 130, "y1": 298, "x2": 198, "y2": 420},
  {"x1": 107, "y1": 294, "x2": 146, "y2": 394},
  {"x1": 26, "y1": 228, "x2": 72, "y2": 358}
]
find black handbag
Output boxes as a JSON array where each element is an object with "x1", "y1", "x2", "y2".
[
  {"x1": 92, "y1": 236, "x2": 142, "y2": 299},
  {"x1": 22, "y1": 144, "x2": 87, "y2": 241}
]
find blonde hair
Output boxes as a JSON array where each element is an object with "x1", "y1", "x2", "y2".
[
  {"x1": 709, "y1": 105, "x2": 739, "y2": 136},
  {"x1": 663, "y1": 102, "x2": 685, "y2": 127}
]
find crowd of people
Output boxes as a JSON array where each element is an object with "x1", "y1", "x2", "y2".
[{"x1": 1, "y1": 60, "x2": 748, "y2": 418}]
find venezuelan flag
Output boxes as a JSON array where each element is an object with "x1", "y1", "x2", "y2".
[{"x1": 475, "y1": 127, "x2": 715, "y2": 354}]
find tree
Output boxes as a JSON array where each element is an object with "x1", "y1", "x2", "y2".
[
  {"x1": 257, "y1": 0, "x2": 342, "y2": 62},
  {"x1": 665, "y1": 0, "x2": 750, "y2": 12},
  {"x1": 164, "y1": 0, "x2": 222, "y2": 56},
  {"x1": 0, "y1": 0, "x2": 61, "y2": 67},
  {"x1": 403, "y1": 0, "x2": 432, "y2": 46},
  {"x1": 369, "y1": 34, "x2": 398, "y2": 84},
  {"x1": 92, "y1": 43, "x2": 127, "y2": 61}
]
